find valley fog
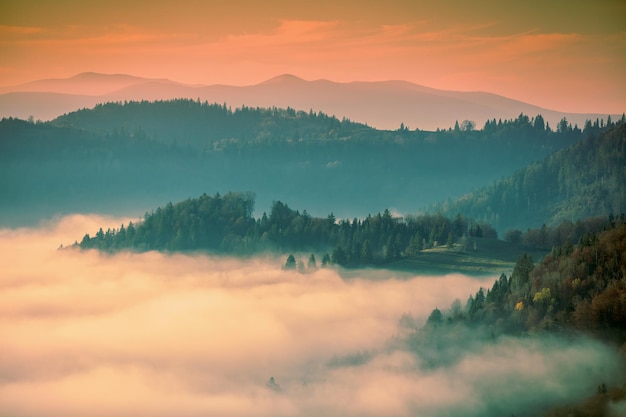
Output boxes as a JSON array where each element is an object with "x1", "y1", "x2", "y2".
[{"x1": 0, "y1": 215, "x2": 623, "y2": 417}]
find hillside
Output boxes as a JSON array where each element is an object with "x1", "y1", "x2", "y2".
[
  {"x1": 75, "y1": 192, "x2": 485, "y2": 265},
  {"x1": 77, "y1": 191, "x2": 618, "y2": 276},
  {"x1": 51, "y1": 100, "x2": 372, "y2": 149},
  {"x1": 405, "y1": 215, "x2": 626, "y2": 416},
  {"x1": 1, "y1": 104, "x2": 585, "y2": 226},
  {"x1": 412, "y1": 214, "x2": 626, "y2": 345},
  {"x1": 433, "y1": 119, "x2": 626, "y2": 232}
]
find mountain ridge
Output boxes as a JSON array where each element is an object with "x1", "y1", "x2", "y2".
[
  {"x1": 433, "y1": 120, "x2": 626, "y2": 232},
  {"x1": 0, "y1": 102, "x2": 586, "y2": 226},
  {"x1": 1, "y1": 72, "x2": 620, "y2": 131}
]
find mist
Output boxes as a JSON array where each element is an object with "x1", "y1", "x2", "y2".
[{"x1": 1, "y1": 215, "x2": 623, "y2": 417}]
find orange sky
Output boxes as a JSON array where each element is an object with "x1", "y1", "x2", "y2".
[{"x1": 1, "y1": 0, "x2": 625, "y2": 113}]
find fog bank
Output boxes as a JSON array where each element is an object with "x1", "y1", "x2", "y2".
[{"x1": 0, "y1": 215, "x2": 623, "y2": 417}]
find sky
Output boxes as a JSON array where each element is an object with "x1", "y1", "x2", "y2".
[{"x1": 0, "y1": 1, "x2": 625, "y2": 112}]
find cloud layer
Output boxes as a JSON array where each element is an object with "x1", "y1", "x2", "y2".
[{"x1": 0, "y1": 215, "x2": 623, "y2": 416}]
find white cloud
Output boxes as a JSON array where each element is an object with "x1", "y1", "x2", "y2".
[{"x1": 0, "y1": 215, "x2": 623, "y2": 416}]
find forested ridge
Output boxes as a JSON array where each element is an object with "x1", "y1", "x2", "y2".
[
  {"x1": 1, "y1": 100, "x2": 606, "y2": 227},
  {"x1": 414, "y1": 214, "x2": 626, "y2": 347},
  {"x1": 405, "y1": 215, "x2": 626, "y2": 416},
  {"x1": 50, "y1": 99, "x2": 582, "y2": 151},
  {"x1": 435, "y1": 118, "x2": 626, "y2": 232},
  {"x1": 51, "y1": 100, "x2": 371, "y2": 148},
  {"x1": 77, "y1": 191, "x2": 498, "y2": 267}
]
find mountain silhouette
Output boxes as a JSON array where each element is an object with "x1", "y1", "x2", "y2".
[{"x1": 1, "y1": 73, "x2": 618, "y2": 130}]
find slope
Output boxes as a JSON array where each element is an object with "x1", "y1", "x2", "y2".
[
  {"x1": 433, "y1": 120, "x2": 626, "y2": 232},
  {"x1": 0, "y1": 105, "x2": 584, "y2": 227}
]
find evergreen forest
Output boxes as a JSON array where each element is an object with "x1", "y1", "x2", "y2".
[
  {"x1": 76, "y1": 191, "x2": 497, "y2": 267},
  {"x1": 2, "y1": 100, "x2": 611, "y2": 228},
  {"x1": 3, "y1": 100, "x2": 624, "y2": 416},
  {"x1": 416, "y1": 215, "x2": 626, "y2": 345},
  {"x1": 435, "y1": 119, "x2": 626, "y2": 232}
]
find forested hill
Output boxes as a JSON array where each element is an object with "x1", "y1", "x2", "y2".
[
  {"x1": 433, "y1": 119, "x2": 626, "y2": 233},
  {"x1": 415, "y1": 214, "x2": 626, "y2": 347},
  {"x1": 51, "y1": 100, "x2": 371, "y2": 149},
  {"x1": 2, "y1": 107, "x2": 591, "y2": 226},
  {"x1": 76, "y1": 191, "x2": 497, "y2": 267},
  {"x1": 50, "y1": 99, "x2": 585, "y2": 151},
  {"x1": 408, "y1": 215, "x2": 626, "y2": 415}
]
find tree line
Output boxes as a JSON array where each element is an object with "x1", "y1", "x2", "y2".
[
  {"x1": 434, "y1": 119, "x2": 626, "y2": 232},
  {"x1": 4, "y1": 105, "x2": 605, "y2": 228},
  {"x1": 77, "y1": 192, "x2": 497, "y2": 266},
  {"x1": 504, "y1": 214, "x2": 621, "y2": 251},
  {"x1": 419, "y1": 213, "x2": 626, "y2": 345}
]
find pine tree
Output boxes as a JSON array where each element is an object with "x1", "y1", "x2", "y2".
[{"x1": 284, "y1": 254, "x2": 296, "y2": 269}]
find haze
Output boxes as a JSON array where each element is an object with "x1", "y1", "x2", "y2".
[
  {"x1": 1, "y1": 1, "x2": 625, "y2": 411},
  {"x1": 1, "y1": 0, "x2": 625, "y2": 114},
  {"x1": 1, "y1": 216, "x2": 623, "y2": 416}
]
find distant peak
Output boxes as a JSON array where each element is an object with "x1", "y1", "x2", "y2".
[
  {"x1": 71, "y1": 72, "x2": 143, "y2": 81},
  {"x1": 72, "y1": 72, "x2": 106, "y2": 78},
  {"x1": 258, "y1": 74, "x2": 307, "y2": 85}
]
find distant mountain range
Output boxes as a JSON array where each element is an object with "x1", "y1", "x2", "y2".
[{"x1": 0, "y1": 72, "x2": 618, "y2": 131}]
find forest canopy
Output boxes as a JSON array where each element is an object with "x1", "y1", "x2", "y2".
[
  {"x1": 4, "y1": 102, "x2": 619, "y2": 228},
  {"x1": 77, "y1": 192, "x2": 496, "y2": 267}
]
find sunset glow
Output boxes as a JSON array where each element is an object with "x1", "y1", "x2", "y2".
[
  {"x1": 2, "y1": 2, "x2": 626, "y2": 416},
  {"x1": 1, "y1": 0, "x2": 625, "y2": 113},
  {"x1": 1, "y1": 216, "x2": 623, "y2": 417}
]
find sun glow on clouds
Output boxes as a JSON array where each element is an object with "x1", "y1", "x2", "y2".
[
  {"x1": 1, "y1": 215, "x2": 624, "y2": 416},
  {"x1": 0, "y1": 215, "x2": 473, "y2": 416}
]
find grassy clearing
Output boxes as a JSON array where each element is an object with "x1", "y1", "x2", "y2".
[{"x1": 388, "y1": 238, "x2": 548, "y2": 276}]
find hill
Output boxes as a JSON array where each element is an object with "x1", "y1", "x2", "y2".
[
  {"x1": 412, "y1": 214, "x2": 626, "y2": 347},
  {"x1": 76, "y1": 191, "x2": 509, "y2": 269},
  {"x1": 1, "y1": 104, "x2": 586, "y2": 226},
  {"x1": 77, "y1": 192, "x2": 624, "y2": 276},
  {"x1": 0, "y1": 72, "x2": 150, "y2": 96},
  {"x1": 404, "y1": 214, "x2": 626, "y2": 416},
  {"x1": 51, "y1": 99, "x2": 372, "y2": 149},
  {"x1": 433, "y1": 119, "x2": 626, "y2": 232},
  {"x1": 1, "y1": 72, "x2": 619, "y2": 131}
]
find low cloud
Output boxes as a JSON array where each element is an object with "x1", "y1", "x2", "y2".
[{"x1": 0, "y1": 215, "x2": 623, "y2": 416}]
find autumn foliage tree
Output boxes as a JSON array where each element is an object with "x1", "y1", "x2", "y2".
[{"x1": 421, "y1": 214, "x2": 626, "y2": 345}]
